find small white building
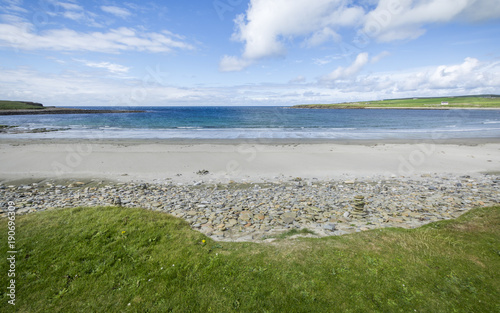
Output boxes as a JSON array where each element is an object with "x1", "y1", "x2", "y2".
[{"x1": 441, "y1": 101, "x2": 449, "y2": 105}]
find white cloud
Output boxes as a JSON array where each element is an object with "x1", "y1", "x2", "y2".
[
  {"x1": 313, "y1": 55, "x2": 343, "y2": 66},
  {"x1": 45, "y1": 56, "x2": 66, "y2": 64},
  {"x1": 222, "y1": 0, "x2": 500, "y2": 71},
  {"x1": 0, "y1": 0, "x2": 28, "y2": 14},
  {"x1": 370, "y1": 50, "x2": 390, "y2": 64},
  {"x1": 323, "y1": 57, "x2": 500, "y2": 98},
  {"x1": 304, "y1": 27, "x2": 341, "y2": 48},
  {"x1": 362, "y1": 0, "x2": 500, "y2": 42},
  {"x1": 42, "y1": 1, "x2": 104, "y2": 27},
  {"x1": 0, "y1": 13, "x2": 25, "y2": 24},
  {"x1": 48, "y1": 1, "x2": 91, "y2": 21},
  {"x1": 0, "y1": 67, "x2": 213, "y2": 106},
  {"x1": 322, "y1": 52, "x2": 370, "y2": 81},
  {"x1": 222, "y1": 0, "x2": 365, "y2": 71},
  {"x1": 427, "y1": 57, "x2": 481, "y2": 89},
  {"x1": 101, "y1": 6, "x2": 132, "y2": 19},
  {"x1": 62, "y1": 11, "x2": 85, "y2": 21},
  {"x1": 219, "y1": 55, "x2": 253, "y2": 72},
  {"x1": 75, "y1": 60, "x2": 130, "y2": 74},
  {"x1": 1, "y1": 58, "x2": 499, "y2": 107},
  {"x1": 461, "y1": 0, "x2": 500, "y2": 21},
  {"x1": 289, "y1": 75, "x2": 306, "y2": 84},
  {"x1": 384, "y1": 58, "x2": 487, "y2": 92},
  {"x1": 51, "y1": 1, "x2": 83, "y2": 12},
  {"x1": 0, "y1": 21, "x2": 194, "y2": 53}
]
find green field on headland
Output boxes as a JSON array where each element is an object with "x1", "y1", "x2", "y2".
[
  {"x1": 0, "y1": 100, "x2": 45, "y2": 110},
  {"x1": 1, "y1": 206, "x2": 498, "y2": 312},
  {"x1": 0, "y1": 100, "x2": 143, "y2": 116},
  {"x1": 294, "y1": 95, "x2": 500, "y2": 109}
]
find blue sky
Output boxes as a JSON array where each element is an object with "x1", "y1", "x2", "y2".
[{"x1": 1, "y1": 0, "x2": 500, "y2": 106}]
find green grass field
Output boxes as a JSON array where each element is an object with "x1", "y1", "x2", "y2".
[
  {"x1": 0, "y1": 101, "x2": 44, "y2": 110},
  {"x1": 1, "y1": 206, "x2": 499, "y2": 312},
  {"x1": 295, "y1": 95, "x2": 500, "y2": 109}
]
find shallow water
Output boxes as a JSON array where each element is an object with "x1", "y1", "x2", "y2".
[{"x1": 1, "y1": 106, "x2": 500, "y2": 140}]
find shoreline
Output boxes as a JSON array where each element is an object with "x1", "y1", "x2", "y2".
[
  {"x1": 1, "y1": 140, "x2": 499, "y2": 184},
  {"x1": 1, "y1": 139, "x2": 499, "y2": 241},
  {"x1": 2, "y1": 137, "x2": 500, "y2": 145},
  {"x1": 0, "y1": 108, "x2": 144, "y2": 115},
  {"x1": 292, "y1": 106, "x2": 500, "y2": 110}
]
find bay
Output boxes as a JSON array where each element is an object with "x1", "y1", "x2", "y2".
[{"x1": 1, "y1": 106, "x2": 499, "y2": 140}]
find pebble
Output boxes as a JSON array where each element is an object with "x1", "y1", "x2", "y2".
[
  {"x1": 323, "y1": 223, "x2": 336, "y2": 231},
  {"x1": 1, "y1": 174, "x2": 499, "y2": 242}
]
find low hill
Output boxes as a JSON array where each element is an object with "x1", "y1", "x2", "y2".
[
  {"x1": 0, "y1": 100, "x2": 45, "y2": 110},
  {"x1": 294, "y1": 95, "x2": 500, "y2": 109},
  {"x1": 0, "y1": 100, "x2": 143, "y2": 115}
]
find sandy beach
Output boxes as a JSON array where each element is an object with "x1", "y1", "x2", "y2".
[
  {"x1": 1, "y1": 139, "x2": 499, "y2": 184},
  {"x1": 1, "y1": 138, "x2": 499, "y2": 241}
]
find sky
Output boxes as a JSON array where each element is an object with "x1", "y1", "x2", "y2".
[{"x1": 1, "y1": 0, "x2": 500, "y2": 107}]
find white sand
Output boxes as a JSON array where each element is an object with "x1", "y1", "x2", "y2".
[{"x1": 0, "y1": 139, "x2": 499, "y2": 183}]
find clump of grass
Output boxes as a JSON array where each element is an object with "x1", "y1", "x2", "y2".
[{"x1": 1, "y1": 206, "x2": 499, "y2": 312}]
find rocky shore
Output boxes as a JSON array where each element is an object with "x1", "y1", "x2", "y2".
[{"x1": 1, "y1": 174, "x2": 498, "y2": 242}]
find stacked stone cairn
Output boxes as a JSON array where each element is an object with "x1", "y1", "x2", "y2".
[
  {"x1": 112, "y1": 196, "x2": 122, "y2": 206},
  {"x1": 351, "y1": 195, "x2": 367, "y2": 218}
]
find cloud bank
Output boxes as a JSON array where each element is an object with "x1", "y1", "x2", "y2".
[
  {"x1": 0, "y1": 20, "x2": 194, "y2": 53},
  {"x1": 2, "y1": 57, "x2": 498, "y2": 106},
  {"x1": 219, "y1": 0, "x2": 364, "y2": 72},
  {"x1": 221, "y1": 0, "x2": 500, "y2": 71}
]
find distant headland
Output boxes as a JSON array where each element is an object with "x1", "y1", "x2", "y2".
[
  {"x1": 293, "y1": 95, "x2": 500, "y2": 109},
  {"x1": 0, "y1": 100, "x2": 144, "y2": 115}
]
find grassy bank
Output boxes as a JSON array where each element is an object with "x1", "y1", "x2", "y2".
[
  {"x1": 294, "y1": 95, "x2": 500, "y2": 109},
  {"x1": 0, "y1": 101, "x2": 44, "y2": 110},
  {"x1": 1, "y1": 206, "x2": 499, "y2": 312}
]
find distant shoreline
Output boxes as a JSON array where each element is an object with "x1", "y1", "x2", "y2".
[
  {"x1": 292, "y1": 106, "x2": 500, "y2": 110},
  {"x1": 292, "y1": 95, "x2": 500, "y2": 110},
  {"x1": 0, "y1": 107, "x2": 144, "y2": 115}
]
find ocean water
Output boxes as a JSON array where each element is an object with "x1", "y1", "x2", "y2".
[{"x1": 1, "y1": 106, "x2": 500, "y2": 140}]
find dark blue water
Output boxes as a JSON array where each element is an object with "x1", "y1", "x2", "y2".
[{"x1": 1, "y1": 106, "x2": 500, "y2": 139}]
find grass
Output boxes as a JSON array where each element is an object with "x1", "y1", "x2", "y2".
[
  {"x1": 0, "y1": 101, "x2": 44, "y2": 110},
  {"x1": 295, "y1": 95, "x2": 500, "y2": 109},
  {"x1": 1, "y1": 206, "x2": 499, "y2": 312}
]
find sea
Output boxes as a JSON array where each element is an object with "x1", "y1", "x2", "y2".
[{"x1": 1, "y1": 106, "x2": 500, "y2": 140}]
